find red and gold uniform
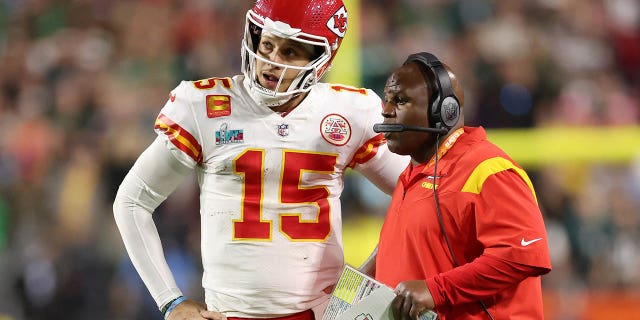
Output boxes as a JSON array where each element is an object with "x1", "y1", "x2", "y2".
[
  {"x1": 376, "y1": 126, "x2": 551, "y2": 320},
  {"x1": 114, "y1": 74, "x2": 408, "y2": 318}
]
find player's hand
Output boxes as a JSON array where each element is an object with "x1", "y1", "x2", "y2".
[
  {"x1": 200, "y1": 309, "x2": 228, "y2": 320},
  {"x1": 391, "y1": 280, "x2": 435, "y2": 320},
  {"x1": 166, "y1": 299, "x2": 219, "y2": 320}
]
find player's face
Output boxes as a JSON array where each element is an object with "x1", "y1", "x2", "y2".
[
  {"x1": 381, "y1": 63, "x2": 437, "y2": 163},
  {"x1": 255, "y1": 32, "x2": 314, "y2": 92}
]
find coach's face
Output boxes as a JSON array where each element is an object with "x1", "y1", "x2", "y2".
[{"x1": 381, "y1": 62, "x2": 437, "y2": 164}]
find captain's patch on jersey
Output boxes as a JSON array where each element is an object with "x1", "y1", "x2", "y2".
[
  {"x1": 215, "y1": 122, "x2": 244, "y2": 145},
  {"x1": 206, "y1": 95, "x2": 231, "y2": 118},
  {"x1": 320, "y1": 114, "x2": 351, "y2": 146}
]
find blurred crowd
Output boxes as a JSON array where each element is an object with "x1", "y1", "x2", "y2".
[{"x1": 0, "y1": 0, "x2": 639, "y2": 319}]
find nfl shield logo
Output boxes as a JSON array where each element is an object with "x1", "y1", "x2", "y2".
[{"x1": 277, "y1": 124, "x2": 289, "y2": 137}]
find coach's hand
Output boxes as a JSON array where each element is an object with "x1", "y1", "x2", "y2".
[
  {"x1": 392, "y1": 280, "x2": 435, "y2": 320},
  {"x1": 167, "y1": 299, "x2": 222, "y2": 320}
]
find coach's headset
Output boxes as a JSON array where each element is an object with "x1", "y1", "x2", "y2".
[
  {"x1": 406, "y1": 52, "x2": 460, "y2": 133},
  {"x1": 373, "y1": 52, "x2": 460, "y2": 135}
]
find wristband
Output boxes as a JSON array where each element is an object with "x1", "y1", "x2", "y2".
[{"x1": 161, "y1": 296, "x2": 185, "y2": 318}]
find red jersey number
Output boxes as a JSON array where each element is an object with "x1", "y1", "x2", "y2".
[{"x1": 233, "y1": 149, "x2": 338, "y2": 241}]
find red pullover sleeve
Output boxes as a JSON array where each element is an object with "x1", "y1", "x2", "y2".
[{"x1": 425, "y1": 254, "x2": 548, "y2": 308}]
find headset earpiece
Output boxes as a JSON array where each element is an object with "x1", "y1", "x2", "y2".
[{"x1": 404, "y1": 52, "x2": 460, "y2": 133}]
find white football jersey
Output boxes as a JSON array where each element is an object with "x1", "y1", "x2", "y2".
[{"x1": 154, "y1": 75, "x2": 405, "y2": 317}]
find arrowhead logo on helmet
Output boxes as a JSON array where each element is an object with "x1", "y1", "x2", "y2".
[{"x1": 327, "y1": 6, "x2": 348, "y2": 38}]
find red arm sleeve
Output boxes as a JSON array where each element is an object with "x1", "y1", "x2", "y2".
[{"x1": 425, "y1": 254, "x2": 549, "y2": 307}]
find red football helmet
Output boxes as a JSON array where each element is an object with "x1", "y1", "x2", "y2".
[{"x1": 241, "y1": 0, "x2": 348, "y2": 107}]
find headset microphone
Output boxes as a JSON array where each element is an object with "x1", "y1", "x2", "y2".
[{"x1": 373, "y1": 123, "x2": 448, "y2": 135}]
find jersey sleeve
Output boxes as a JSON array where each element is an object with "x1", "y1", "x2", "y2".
[
  {"x1": 113, "y1": 137, "x2": 193, "y2": 308},
  {"x1": 474, "y1": 167, "x2": 552, "y2": 269},
  {"x1": 153, "y1": 81, "x2": 203, "y2": 168},
  {"x1": 346, "y1": 89, "x2": 385, "y2": 166},
  {"x1": 425, "y1": 254, "x2": 546, "y2": 308}
]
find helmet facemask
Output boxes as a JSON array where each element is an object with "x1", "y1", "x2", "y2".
[{"x1": 241, "y1": 10, "x2": 333, "y2": 108}]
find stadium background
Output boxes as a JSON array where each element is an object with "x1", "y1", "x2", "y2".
[{"x1": 0, "y1": 0, "x2": 639, "y2": 319}]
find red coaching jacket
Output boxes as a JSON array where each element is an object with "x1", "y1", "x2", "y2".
[{"x1": 376, "y1": 126, "x2": 552, "y2": 320}]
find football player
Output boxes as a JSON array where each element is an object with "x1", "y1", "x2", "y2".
[{"x1": 113, "y1": 0, "x2": 409, "y2": 320}]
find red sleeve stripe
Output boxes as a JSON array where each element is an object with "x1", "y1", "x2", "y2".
[
  {"x1": 347, "y1": 133, "x2": 386, "y2": 168},
  {"x1": 154, "y1": 114, "x2": 203, "y2": 163}
]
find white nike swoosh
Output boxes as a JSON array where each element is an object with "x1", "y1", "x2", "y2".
[{"x1": 521, "y1": 237, "x2": 543, "y2": 246}]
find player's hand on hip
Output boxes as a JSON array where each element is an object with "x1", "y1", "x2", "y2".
[
  {"x1": 200, "y1": 309, "x2": 228, "y2": 320},
  {"x1": 166, "y1": 299, "x2": 213, "y2": 320},
  {"x1": 392, "y1": 280, "x2": 435, "y2": 320}
]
